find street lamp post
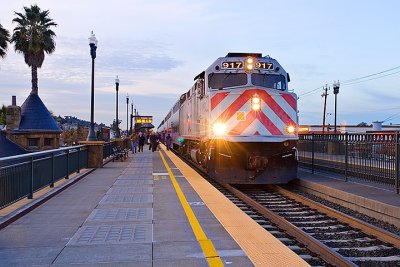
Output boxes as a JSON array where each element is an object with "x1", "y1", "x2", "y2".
[
  {"x1": 126, "y1": 94, "x2": 129, "y2": 136},
  {"x1": 133, "y1": 108, "x2": 137, "y2": 133},
  {"x1": 333, "y1": 80, "x2": 340, "y2": 133},
  {"x1": 115, "y1": 75, "x2": 120, "y2": 138},
  {"x1": 87, "y1": 31, "x2": 98, "y2": 141},
  {"x1": 130, "y1": 103, "x2": 134, "y2": 134}
]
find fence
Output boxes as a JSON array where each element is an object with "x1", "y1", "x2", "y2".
[
  {"x1": 103, "y1": 141, "x2": 116, "y2": 160},
  {"x1": 298, "y1": 133, "x2": 400, "y2": 194},
  {"x1": 0, "y1": 145, "x2": 88, "y2": 209}
]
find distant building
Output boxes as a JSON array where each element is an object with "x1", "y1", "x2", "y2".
[
  {"x1": 62, "y1": 122, "x2": 79, "y2": 130},
  {"x1": 299, "y1": 123, "x2": 400, "y2": 134},
  {"x1": 4, "y1": 95, "x2": 62, "y2": 152}
]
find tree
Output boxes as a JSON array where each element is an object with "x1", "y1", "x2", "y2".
[
  {"x1": 11, "y1": 4, "x2": 57, "y2": 95},
  {"x1": 0, "y1": 23, "x2": 10, "y2": 59},
  {"x1": 0, "y1": 105, "x2": 6, "y2": 124}
]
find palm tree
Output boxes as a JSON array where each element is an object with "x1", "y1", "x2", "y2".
[
  {"x1": 11, "y1": 4, "x2": 57, "y2": 95},
  {"x1": 0, "y1": 23, "x2": 10, "y2": 58}
]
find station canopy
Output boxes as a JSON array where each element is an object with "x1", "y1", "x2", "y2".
[{"x1": 139, "y1": 123, "x2": 154, "y2": 129}]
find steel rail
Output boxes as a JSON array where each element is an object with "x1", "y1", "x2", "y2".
[
  {"x1": 223, "y1": 184, "x2": 357, "y2": 267},
  {"x1": 168, "y1": 147, "x2": 330, "y2": 265},
  {"x1": 272, "y1": 185, "x2": 400, "y2": 248}
]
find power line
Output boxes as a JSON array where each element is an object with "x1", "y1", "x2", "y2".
[
  {"x1": 298, "y1": 65, "x2": 400, "y2": 100},
  {"x1": 341, "y1": 65, "x2": 400, "y2": 84},
  {"x1": 298, "y1": 86, "x2": 324, "y2": 97},
  {"x1": 341, "y1": 70, "x2": 400, "y2": 86},
  {"x1": 382, "y1": 110, "x2": 400, "y2": 122}
]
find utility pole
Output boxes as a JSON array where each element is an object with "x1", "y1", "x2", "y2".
[
  {"x1": 333, "y1": 81, "x2": 340, "y2": 133},
  {"x1": 322, "y1": 85, "x2": 329, "y2": 134}
]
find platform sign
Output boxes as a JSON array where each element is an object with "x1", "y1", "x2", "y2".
[{"x1": 133, "y1": 116, "x2": 153, "y2": 123}]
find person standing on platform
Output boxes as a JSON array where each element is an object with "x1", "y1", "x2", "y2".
[
  {"x1": 138, "y1": 132, "x2": 145, "y2": 152},
  {"x1": 147, "y1": 133, "x2": 151, "y2": 150},
  {"x1": 130, "y1": 133, "x2": 138, "y2": 153},
  {"x1": 150, "y1": 132, "x2": 158, "y2": 152},
  {"x1": 165, "y1": 133, "x2": 172, "y2": 151}
]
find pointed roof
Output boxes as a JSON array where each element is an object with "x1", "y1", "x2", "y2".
[
  {"x1": 0, "y1": 131, "x2": 27, "y2": 158},
  {"x1": 17, "y1": 93, "x2": 62, "y2": 132}
]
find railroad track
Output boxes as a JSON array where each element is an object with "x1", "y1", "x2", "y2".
[
  {"x1": 171, "y1": 150, "x2": 328, "y2": 266},
  {"x1": 211, "y1": 182, "x2": 328, "y2": 266},
  {"x1": 171, "y1": 148, "x2": 400, "y2": 266},
  {"x1": 226, "y1": 184, "x2": 400, "y2": 267}
]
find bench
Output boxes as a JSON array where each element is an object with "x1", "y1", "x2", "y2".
[{"x1": 112, "y1": 146, "x2": 129, "y2": 162}]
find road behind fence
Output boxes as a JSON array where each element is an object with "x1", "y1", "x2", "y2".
[{"x1": 298, "y1": 133, "x2": 400, "y2": 194}]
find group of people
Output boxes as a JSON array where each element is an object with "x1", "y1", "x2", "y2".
[{"x1": 129, "y1": 131, "x2": 172, "y2": 153}]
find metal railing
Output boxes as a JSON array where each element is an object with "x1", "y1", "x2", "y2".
[
  {"x1": 103, "y1": 141, "x2": 116, "y2": 160},
  {"x1": 0, "y1": 145, "x2": 88, "y2": 209},
  {"x1": 298, "y1": 133, "x2": 400, "y2": 194}
]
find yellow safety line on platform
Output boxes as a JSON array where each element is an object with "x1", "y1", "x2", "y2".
[
  {"x1": 159, "y1": 151, "x2": 224, "y2": 267},
  {"x1": 161, "y1": 145, "x2": 310, "y2": 267}
]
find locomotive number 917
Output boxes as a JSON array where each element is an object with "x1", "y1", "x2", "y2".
[{"x1": 158, "y1": 52, "x2": 298, "y2": 184}]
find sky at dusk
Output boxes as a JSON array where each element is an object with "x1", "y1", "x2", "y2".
[{"x1": 1, "y1": 0, "x2": 400, "y2": 129}]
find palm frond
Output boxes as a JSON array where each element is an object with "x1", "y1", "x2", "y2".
[
  {"x1": 11, "y1": 4, "x2": 57, "y2": 67},
  {"x1": 0, "y1": 24, "x2": 10, "y2": 58},
  {"x1": 11, "y1": 4, "x2": 57, "y2": 93}
]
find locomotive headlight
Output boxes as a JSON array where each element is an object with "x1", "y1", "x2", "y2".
[
  {"x1": 252, "y1": 103, "x2": 260, "y2": 111},
  {"x1": 213, "y1": 122, "x2": 227, "y2": 136},
  {"x1": 251, "y1": 94, "x2": 261, "y2": 111},
  {"x1": 286, "y1": 125, "x2": 296, "y2": 134},
  {"x1": 245, "y1": 57, "x2": 254, "y2": 72}
]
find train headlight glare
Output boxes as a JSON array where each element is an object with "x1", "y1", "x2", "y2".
[
  {"x1": 252, "y1": 94, "x2": 260, "y2": 104},
  {"x1": 287, "y1": 125, "x2": 296, "y2": 134},
  {"x1": 245, "y1": 57, "x2": 254, "y2": 72},
  {"x1": 213, "y1": 122, "x2": 227, "y2": 136},
  {"x1": 252, "y1": 103, "x2": 261, "y2": 111},
  {"x1": 251, "y1": 94, "x2": 261, "y2": 110}
]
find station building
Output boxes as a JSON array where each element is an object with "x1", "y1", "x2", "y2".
[{"x1": 0, "y1": 94, "x2": 62, "y2": 158}]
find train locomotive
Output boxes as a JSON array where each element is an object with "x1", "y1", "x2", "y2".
[{"x1": 158, "y1": 53, "x2": 298, "y2": 184}]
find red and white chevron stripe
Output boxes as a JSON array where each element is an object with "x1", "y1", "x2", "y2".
[{"x1": 210, "y1": 88, "x2": 297, "y2": 136}]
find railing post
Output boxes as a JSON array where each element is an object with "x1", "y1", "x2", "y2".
[
  {"x1": 396, "y1": 132, "x2": 399, "y2": 194},
  {"x1": 345, "y1": 132, "x2": 348, "y2": 182},
  {"x1": 78, "y1": 141, "x2": 104, "y2": 168},
  {"x1": 28, "y1": 156, "x2": 34, "y2": 199},
  {"x1": 311, "y1": 134, "x2": 315, "y2": 174},
  {"x1": 66, "y1": 149, "x2": 70, "y2": 179},
  {"x1": 87, "y1": 146, "x2": 90, "y2": 166},
  {"x1": 50, "y1": 152, "x2": 55, "y2": 188},
  {"x1": 77, "y1": 147, "x2": 80, "y2": 173}
]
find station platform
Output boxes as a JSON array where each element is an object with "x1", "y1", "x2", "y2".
[
  {"x1": 295, "y1": 169, "x2": 400, "y2": 227},
  {"x1": 0, "y1": 147, "x2": 308, "y2": 266}
]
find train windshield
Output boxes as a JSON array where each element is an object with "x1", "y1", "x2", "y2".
[
  {"x1": 251, "y1": 74, "x2": 286, "y2": 90},
  {"x1": 208, "y1": 73, "x2": 247, "y2": 89}
]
